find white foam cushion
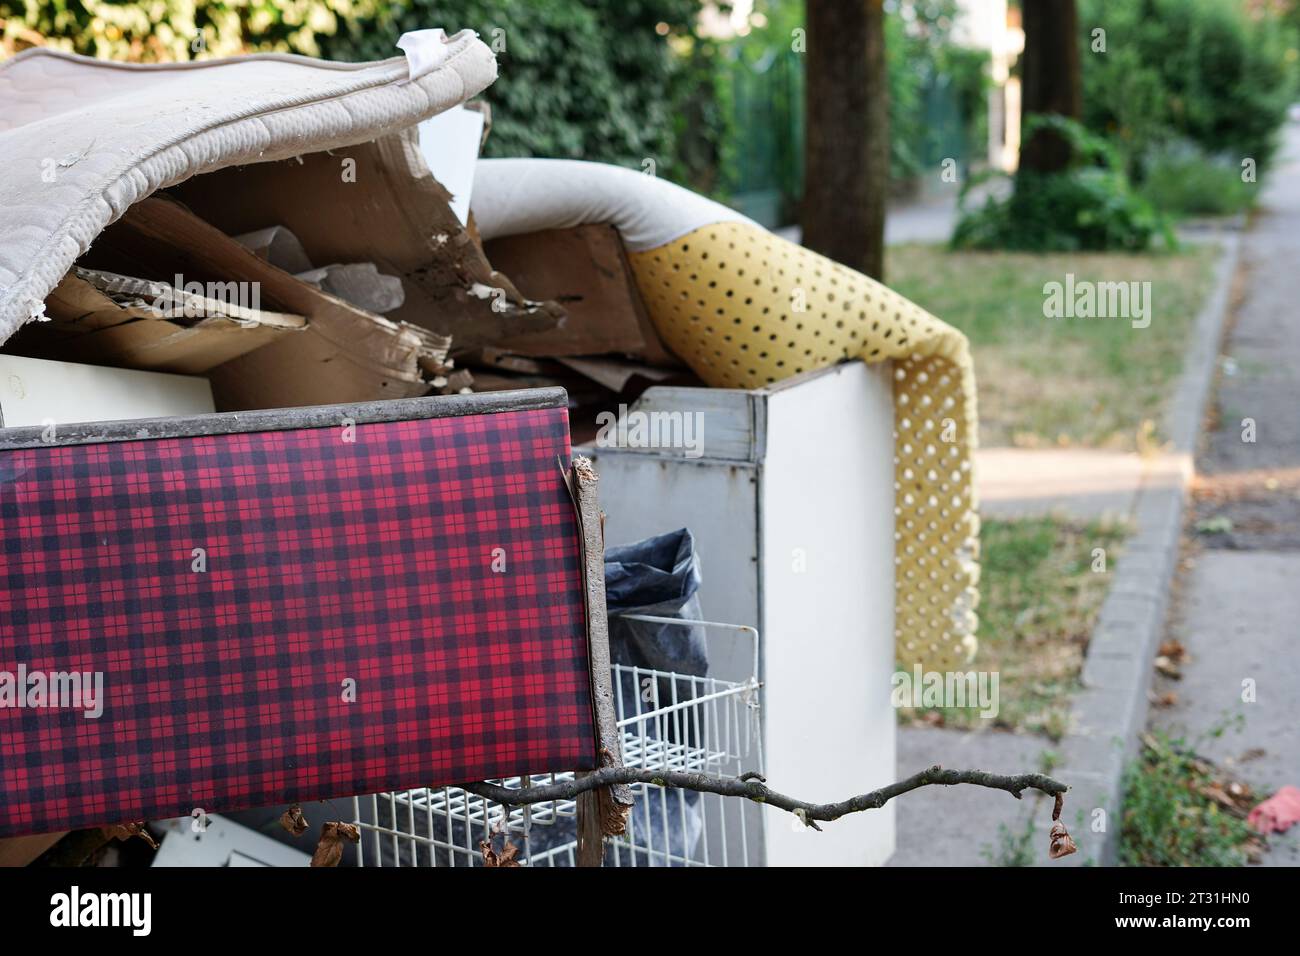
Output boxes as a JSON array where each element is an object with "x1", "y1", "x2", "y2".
[{"x1": 471, "y1": 158, "x2": 754, "y2": 252}]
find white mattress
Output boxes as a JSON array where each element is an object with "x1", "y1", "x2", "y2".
[{"x1": 0, "y1": 31, "x2": 497, "y2": 342}]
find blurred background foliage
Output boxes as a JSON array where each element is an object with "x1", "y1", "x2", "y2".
[
  {"x1": 0, "y1": 0, "x2": 384, "y2": 60},
  {"x1": 0, "y1": 0, "x2": 992, "y2": 220},
  {"x1": 1, "y1": 0, "x2": 1296, "y2": 231},
  {"x1": 1080, "y1": 0, "x2": 1295, "y2": 189}
]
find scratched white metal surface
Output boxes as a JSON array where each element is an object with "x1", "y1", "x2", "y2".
[
  {"x1": 758, "y1": 361, "x2": 897, "y2": 866},
  {"x1": 580, "y1": 361, "x2": 897, "y2": 865}
]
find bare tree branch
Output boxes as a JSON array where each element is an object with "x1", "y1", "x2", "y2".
[{"x1": 463, "y1": 764, "x2": 1067, "y2": 832}]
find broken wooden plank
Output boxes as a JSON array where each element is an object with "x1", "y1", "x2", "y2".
[
  {"x1": 12, "y1": 268, "x2": 307, "y2": 375},
  {"x1": 567, "y1": 456, "x2": 634, "y2": 866}
]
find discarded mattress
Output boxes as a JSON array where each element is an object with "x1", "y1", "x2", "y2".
[
  {"x1": 474, "y1": 159, "x2": 981, "y2": 671},
  {"x1": 0, "y1": 29, "x2": 498, "y2": 342}
]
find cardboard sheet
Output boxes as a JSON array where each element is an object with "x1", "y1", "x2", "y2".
[
  {"x1": 169, "y1": 130, "x2": 564, "y2": 352},
  {"x1": 483, "y1": 224, "x2": 678, "y2": 364},
  {"x1": 78, "y1": 196, "x2": 451, "y2": 411}
]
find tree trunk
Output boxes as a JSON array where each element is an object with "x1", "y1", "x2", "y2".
[
  {"x1": 1018, "y1": 0, "x2": 1082, "y2": 174},
  {"x1": 802, "y1": 0, "x2": 888, "y2": 280}
]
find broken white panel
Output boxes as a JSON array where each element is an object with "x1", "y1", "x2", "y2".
[
  {"x1": 417, "y1": 104, "x2": 486, "y2": 225},
  {"x1": 0, "y1": 354, "x2": 214, "y2": 427},
  {"x1": 152, "y1": 815, "x2": 311, "y2": 867},
  {"x1": 397, "y1": 28, "x2": 454, "y2": 81}
]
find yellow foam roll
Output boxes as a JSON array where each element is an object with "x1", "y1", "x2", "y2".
[{"x1": 628, "y1": 221, "x2": 980, "y2": 672}]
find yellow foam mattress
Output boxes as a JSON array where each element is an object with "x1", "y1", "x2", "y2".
[{"x1": 473, "y1": 160, "x2": 980, "y2": 671}]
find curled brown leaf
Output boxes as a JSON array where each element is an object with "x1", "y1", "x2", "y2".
[
  {"x1": 1048, "y1": 819, "x2": 1077, "y2": 859},
  {"x1": 310, "y1": 821, "x2": 361, "y2": 868},
  {"x1": 102, "y1": 821, "x2": 159, "y2": 850},
  {"x1": 280, "y1": 804, "x2": 309, "y2": 837},
  {"x1": 480, "y1": 836, "x2": 521, "y2": 867}
]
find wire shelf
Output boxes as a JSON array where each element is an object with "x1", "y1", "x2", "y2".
[{"x1": 351, "y1": 617, "x2": 763, "y2": 867}]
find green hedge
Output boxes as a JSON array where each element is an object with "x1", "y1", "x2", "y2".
[
  {"x1": 319, "y1": 0, "x2": 719, "y2": 187},
  {"x1": 1, "y1": 0, "x2": 721, "y2": 190},
  {"x1": 1080, "y1": 0, "x2": 1295, "y2": 180},
  {"x1": 0, "y1": 0, "x2": 382, "y2": 60}
]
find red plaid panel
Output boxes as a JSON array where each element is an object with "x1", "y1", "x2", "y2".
[{"x1": 0, "y1": 404, "x2": 595, "y2": 837}]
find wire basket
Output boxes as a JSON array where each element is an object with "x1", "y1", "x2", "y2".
[{"x1": 350, "y1": 617, "x2": 763, "y2": 867}]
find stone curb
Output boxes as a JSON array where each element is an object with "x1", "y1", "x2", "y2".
[{"x1": 1051, "y1": 229, "x2": 1242, "y2": 866}]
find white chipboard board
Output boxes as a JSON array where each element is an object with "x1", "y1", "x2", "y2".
[{"x1": 0, "y1": 354, "x2": 215, "y2": 427}]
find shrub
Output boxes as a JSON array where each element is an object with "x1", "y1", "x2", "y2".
[
  {"x1": 1139, "y1": 143, "x2": 1257, "y2": 217},
  {"x1": 1080, "y1": 0, "x2": 1295, "y2": 181},
  {"x1": 0, "y1": 0, "x2": 383, "y2": 60},
  {"x1": 952, "y1": 117, "x2": 1170, "y2": 252},
  {"x1": 319, "y1": 0, "x2": 717, "y2": 185}
]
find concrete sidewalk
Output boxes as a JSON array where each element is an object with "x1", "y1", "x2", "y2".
[
  {"x1": 1150, "y1": 121, "x2": 1300, "y2": 866},
  {"x1": 777, "y1": 186, "x2": 961, "y2": 248},
  {"x1": 887, "y1": 209, "x2": 1247, "y2": 869},
  {"x1": 976, "y1": 448, "x2": 1144, "y2": 521}
]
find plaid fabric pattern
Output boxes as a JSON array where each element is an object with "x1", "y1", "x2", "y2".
[{"x1": 0, "y1": 405, "x2": 595, "y2": 837}]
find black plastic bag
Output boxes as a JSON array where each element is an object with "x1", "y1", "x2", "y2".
[{"x1": 604, "y1": 527, "x2": 708, "y2": 680}]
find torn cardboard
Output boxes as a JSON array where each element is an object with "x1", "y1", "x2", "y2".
[
  {"x1": 555, "y1": 356, "x2": 679, "y2": 393},
  {"x1": 78, "y1": 196, "x2": 451, "y2": 410},
  {"x1": 12, "y1": 268, "x2": 306, "y2": 376},
  {"x1": 169, "y1": 129, "x2": 564, "y2": 352},
  {"x1": 483, "y1": 223, "x2": 679, "y2": 365}
]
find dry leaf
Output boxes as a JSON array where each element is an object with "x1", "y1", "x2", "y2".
[
  {"x1": 311, "y1": 821, "x2": 360, "y2": 868},
  {"x1": 1150, "y1": 690, "x2": 1178, "y2": 708},
  {"x1": 1048, "y1": 820, "x2": 1077, "y2": 859},
  {"x1": 1199, "y1": 782, "x2": 1238, "y2": 813},
  {"x1": 280, "y1": 804, "x2": 309, "y2": 837},
  {"x1": 102, "y1": 821, "x2": 159, "y2": 850},
  {"x1": 1158, "y1": 639, "x2": 1186, "y2": 661},
  {"x1": 480, "y1": 836, "x2": 522, "y2": 867},
  {"x1": 1154, "y1": 655, "x2": 1182, "y2": 679}
]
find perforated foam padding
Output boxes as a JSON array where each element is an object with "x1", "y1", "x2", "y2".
[{"x1": 629, "y1": 222, "x2": 980, "y2": 671}]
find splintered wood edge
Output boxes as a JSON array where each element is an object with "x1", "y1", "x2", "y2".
[{"x1": 569, "y1": 456, "x2": 633, "y2": 861}]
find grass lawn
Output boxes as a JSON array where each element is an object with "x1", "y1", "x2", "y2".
[
  {"x1": 899, "y1": 515, "x2": 1129, "y2": 738},
  {"x1": 885, "y1": 243, "x2": 1219, "y2": 450}
]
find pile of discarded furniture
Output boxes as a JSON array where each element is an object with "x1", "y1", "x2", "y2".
[{"x1": 0, "y1": 27, "x2": 979, "y2": 867}]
